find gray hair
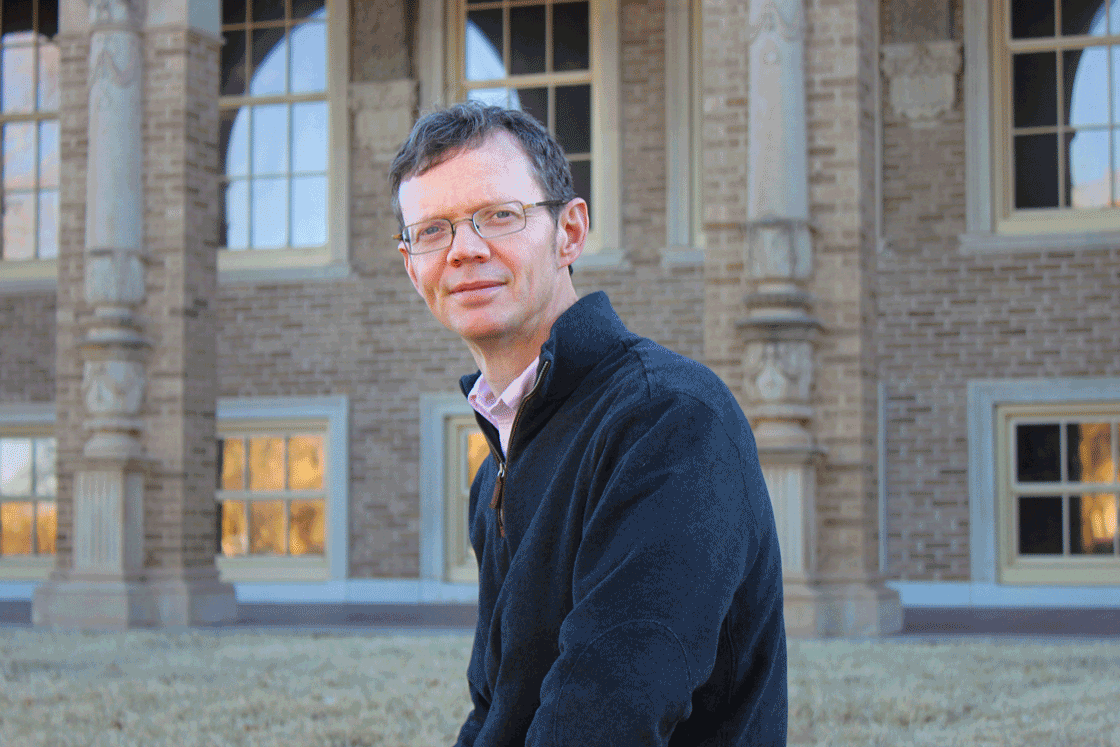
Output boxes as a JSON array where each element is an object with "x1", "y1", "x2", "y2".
[{"x1": 389, "y1": 101, "x2": 577, "y2": 232}]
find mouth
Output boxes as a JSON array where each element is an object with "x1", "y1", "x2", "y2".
[{"x1": 450, "y1": 281, "x2": 503, "y2": 294}]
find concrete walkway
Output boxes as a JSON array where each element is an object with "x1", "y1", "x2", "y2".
[{"x1": 2, "y1": 600, "x2": 1119, "y2": 636}]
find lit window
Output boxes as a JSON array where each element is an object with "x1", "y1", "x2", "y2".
[
  {"x1": 216, "y1": 432, "x2": 326, "y2": 558},
  {"x1": 455, "y1": 0, "x2": 596, "y2": 223},
  {"x1": 219, "y1": 0, "x2": 329, "y2": 252},
  {"x1": 998, "y1": 404, "x2": 1120, "y2": 584},
  {"x1": 993, "y1": 0, "x2": 1120, "y2": 232},
  {"x1": 0, "y1": 436, "x2": 56, "y2": 557},
  {"x1": 445, "y1": 415, "x2": 488, "y2": 583},
  {"x1": 0, "y1": 0, "x2": 58, "y2": 262}
]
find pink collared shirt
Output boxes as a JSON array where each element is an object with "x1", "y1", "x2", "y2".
[{"x1": 467, "y1": 356, "x2": 542, "y2": 457}]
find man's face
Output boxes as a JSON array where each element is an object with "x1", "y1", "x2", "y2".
[{"x1": 397, "y1": 132, "x2": 582, "y2": 350}]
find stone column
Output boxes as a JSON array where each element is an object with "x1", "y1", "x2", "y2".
[
  {"x1": 736, "y1": 0, "x2": 899, "y2": 636},
  {"x1": 34, "y1": 0, "x2": 235, "y2": 629}
]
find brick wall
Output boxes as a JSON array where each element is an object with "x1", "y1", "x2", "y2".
[
  {"x1": 142, "y1": 28, "x2": 224, "y2": 571},
  {"x1": 0, "y1": 293, "x2": 55, "y2": 403}
]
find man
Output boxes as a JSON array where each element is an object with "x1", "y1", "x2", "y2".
[{"x1": 390, "y1": 102, "x2": 786, "y2": 746}]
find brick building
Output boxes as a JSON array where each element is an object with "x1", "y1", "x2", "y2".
[{"x1": 0, "y1": 0, "x2": 1117, "y2": 634}]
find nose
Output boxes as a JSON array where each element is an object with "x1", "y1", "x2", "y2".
[{"x1": 445, "y1": 218, "x2": 490, "y2": 265}]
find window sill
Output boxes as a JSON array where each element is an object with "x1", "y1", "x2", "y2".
[
  {"x1": 573, "y1": 249, "x2": 628, "y2": 270},
  {"x1": 958, "y1": 231, "x2": 1120, "y2": 254},
  {"x1": 216, "y1": 555, "x2": 331, "y2": 582},
  {"x1": 1000, "y1": 559, "x2": 1120, "y2": 586},
  {"x1": 0, "y1": 556, "x2": 54, "y2": 581},
  {"x1": 0, "y1": 259, "x2": 58, "y2": 294},
  {"x1": 218, "y1": 247, "x2": 352, "y2": 284}
]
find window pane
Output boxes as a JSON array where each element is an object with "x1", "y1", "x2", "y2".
[
  {"x1": 252, "y1": 103, "x2": 289, "y2": 174},
  {"x1": 1113, "y1": 1, "x2": 1120, "y2": 33},
  {"x1": 221, "y1": 437, "x2": 245, "y2": 490},
  {"x1": 222, "y1": 108, "x2": 249, "y2": 178},
  {"x1": 1069, "y1": 494, "x2": 1117, "y2": 555},
  {"x1": 289, "y1": 21, "x2": 326, "y2": 94},
  {"x1": 249, "y1": 500, "x2": 285, "y2": 553},
  {"x1": 288, "y1": 435, "x2": 324, "y2": 490},
  {"x1": 221, "y1": 499, "x2": 247, "y2": 556},
  {"x1": 248, "y1": 436, "x2": 285, "y2": 491},
  {"x1": 224, "y1": 179, "x2": 249, "y2": 249},
  {"x1": 1, "y1": 190, "x2": 35, "y2": 259},
  {"x1": 510, "y1": 5, "x2": 546, "y2": 76},
  {"x1": 250, "y1": 27, "x2": 287, "y2": 96},
  {"x1": 0, "y1": 45, "x2": 33, "y2": 112},
  {"x1": 291, "y1": 175, "x2": 326, "y2": 246},
  {"x1": 221, "y1": 29, "x2": 247, "y2": 96},
  {"x1": 467, "y1": 431, "x2": 489, "y2": 485},
  {"x1": 251, "y1": 177, "x2": 289, "y2": 247},
  {"x1": 0, "y1": 439, "x2": 31, "y2": 496},
  {"x1": 291, "y1": 101, "x2": 327, "y2": 173},
  {"x1": 1018, "y1": 495, "x2": 1064, "y2": 554},
  {"x1": 292, "y1": 0, "x2": 326, "y2": 21},
  {"x1": 39, "y1": 0, "x2": 59, "y2": 38},
  {"x1": 1014, "y1": 133, "x2": 1059, "y2": 209},
  {"x1": 0, "y1": 502, "x2": 33, "y2": 554},
  {"x1": 1013, "y1": 52, "x2": 1057, "y2": 127},
  {"x1": 1016, "y1": 423, "x2": 1062, "y2": 482},
  {"x1": 252, "y1": 0, "x2": 285, "y2": 23},
  {"x1": 1066, "y1": 423, "x2": 1114, "y2": 481},
  {"x1": 555, "y1": 85, "x2": 591, "y2": 154},
  {"x1": 1012, "y1": 0, "x2": 1055, "y2": 37},
  {"x1": 1, "y1": 1, "x2": 33, "y2": 42},
  {"x1": 468, "y1": 87, "x2": 509, "y2": 107},
  {"x1": 222, "y1": 0, "x2": 246, "y2": 25},
  {"x1": 36, "y1": 500, "x2": 55, "y2": 554},
  {"x1": 570, "y1": 158, "x2": 591, "y2": 220},
  {"x1": 512, "y1": 87, "x2": 548, "y2": 129},
  {"x1": 1061, "y1": 0, "x2": 1107, "y2": 36},
  {"x1": 4, "y1": 121, "x2": 36, "y2": 190},
  {"x1": 553, "y1": 2, "x2": 589, "y2": 71},
  {"x1": 38, "y1": 119, "x2": 58, "y2": 188},
  {"x1": 289, "y1": 499, "x2": 324, "y2": 555},
  {"x1": 37, "y1": 41, "x2": 58, "y2": 111},
  {"x1": 33, "y1": 438, "x2": 55, "y2": 497},
  {"x1": 466, "y1": 9, "x2": 504, "y2": 81},
  {"x1": 1064, "y1": 47, "x2": 1108, "y2": 126},
  {"x1": 37, "y1": 189, "x2": 57, "y2": 258},
  {"x1": 1068, "y1": 129, "x2": 1110, "y2": 208}
]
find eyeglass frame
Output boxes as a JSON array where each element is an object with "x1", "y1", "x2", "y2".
[{"x1": 393, "y1": 199, "x2": 571, "y2": 255}]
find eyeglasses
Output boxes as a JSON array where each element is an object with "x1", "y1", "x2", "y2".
[{"x1": 394, "y1": 199, "x2": 569, "y2": 255}]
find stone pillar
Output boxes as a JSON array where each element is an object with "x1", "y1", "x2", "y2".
[
  {"x1": 735, "y1": 0, "x2": 900, "y2": 637},
  {"x1": 34, "y1": 0, "x2": 235, "y2": 629}
]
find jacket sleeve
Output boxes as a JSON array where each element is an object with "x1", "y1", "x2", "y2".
[{"x1": 523, "y1": 392, "x2": 769, "y2": 747}]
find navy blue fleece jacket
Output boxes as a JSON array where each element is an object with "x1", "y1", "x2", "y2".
[{"x1": 454, "y1": 291, "x2": 787, "y2": 747}]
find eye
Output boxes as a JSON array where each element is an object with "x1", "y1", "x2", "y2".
[{"x1": 416, "y1": 222, "x2": 447, "y2": 238}]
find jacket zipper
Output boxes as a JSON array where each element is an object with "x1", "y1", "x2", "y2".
[{"x1": 488, "y1": 359, "x2": 551, "y2": 538}]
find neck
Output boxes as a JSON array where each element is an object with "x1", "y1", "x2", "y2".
[{"x1": 468, "y1": 287, "x2": 578, "y2": 393}]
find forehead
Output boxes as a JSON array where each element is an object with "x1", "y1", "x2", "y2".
[{"x1": 397, "y1": 132, "x2": 543, "y2": 222}]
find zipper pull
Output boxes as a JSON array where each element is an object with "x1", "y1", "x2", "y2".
[{"x1": 489, "y1": 461, "x2": 506, "y2": 538}]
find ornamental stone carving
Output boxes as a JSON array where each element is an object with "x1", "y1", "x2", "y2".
[
  {"x1": 744, "y1": 341, "x2": 812, "y2": 404},
  {"x1": 82, "y1": 361, "x2": 145, "y2": 416},
  {"x1": 880, "y1": 41, "x2": 962, "y2": 126},
  {"x1": 351, "y1": 80, "x2": 418, "y2": 162}
]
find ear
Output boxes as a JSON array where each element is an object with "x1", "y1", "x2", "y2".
[
  {"x1": 554, "y1": 198, "x2": 588, "y2": 270},
  {"x1": 400, "y1": 243, "x2": 424, "y2": 297}
]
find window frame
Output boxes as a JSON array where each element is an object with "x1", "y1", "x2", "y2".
[
  {"x1": 996, "y1": 403, "x2": 1120, "y2": 584},
  {"x1": 419, "y1": 393, "x2": 488, "y2": 587},
  {"x1": 425, "y1": 0, "x2": 622, "y2": 263},
  {"x1": 963, "y1": 0, "x2": 1120, "y2": 249},
  {"x1": 664, "y1": 0, "x2": 704, "y2": 262},
  {"x1": 0, "y1": 402, "x2": 55, "y2": 580},
  {"x1": 968, "y1": 378, "x2": 1120, "y2": 587},
  {"x1": 215, "y1": 396, "x2": 348, "y2": 583},
  {"x1": 0, "y1": 0, "x2": 60, "y2": 287},
  {"x1": 216, "y1": 0, "x2": 351, "y2": 282}
]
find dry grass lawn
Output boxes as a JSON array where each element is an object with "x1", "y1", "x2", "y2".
[{"x1": 0, "y1": 629, "x2": 1117, "y2": 746}]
